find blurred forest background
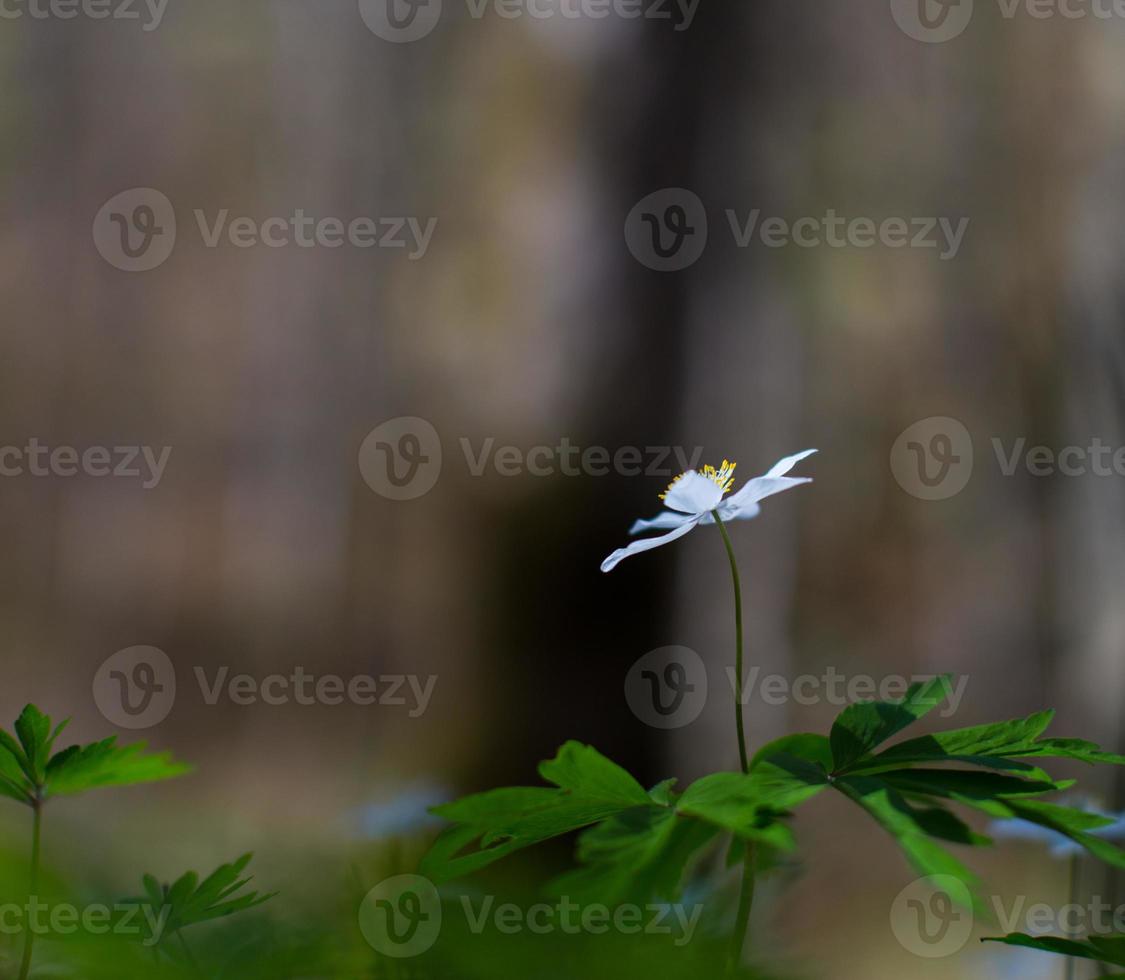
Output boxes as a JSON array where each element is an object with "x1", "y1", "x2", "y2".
[{"x1": 1, "y1": 0, "x2": 1125, "y2": 976}]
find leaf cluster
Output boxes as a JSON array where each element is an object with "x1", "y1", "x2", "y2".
[
  {"x1": 423, "y1": 677, "x2": 1125, "y2": 912},
  {"x1": 124, "y1": 853, "x2": 277, "y2": 943},
  {"x1": 0, "y1": 705, "x2": 190, "y2": 806}
]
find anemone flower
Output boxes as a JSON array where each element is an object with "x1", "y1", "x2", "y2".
[{"x1": 600, "y1": 450, "x2": 817, "y2": 573}]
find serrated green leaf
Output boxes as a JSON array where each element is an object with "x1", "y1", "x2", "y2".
[
  {"x1": 879, "y1": 768, "x2": 1063, "y2": 801},
  {"x1": 423, "y1": 823, "x2": 526, "y2": 881},
  {"x1": 0, "y1": 707, "x2": 189, "y2": 806},
  {"x1": 983, "y1": 933, "x2": 1125, "y2": 968},
  {"x1": 750, "y1": 733, "x2": 833, "y2": 771},
  {"x1": 167, "y1": 871, "x2": 199, "y2": 910},
  {"x1": 44, "y1": 738, "x2": 190, "y2": 798},
  {"x1": 834, "y1": 775, "x2": 984, "y2": 910},
  {"x1": 648, "y1": 779, "x2": 679, "y2": 807},
  {"x1": 538, "y1": 741, "x2": 652, "y2": 808},
  {"x1": 0, "y1": 774, "x2": 30, "y2": 804},
  {"x1": 852, "y1": 712, "x2": 1056, "y2": 773},
  {"x1": 0, "y1": 729, "x2": 31, "y2": 789},
  {"x1": 142, "y1": 874, "x2": 164, "y2": 906},
  {"x1": 130, "y1": 854, "x2": 275, "y2": 941},
  {"x1": 432, "y1": 786, "x2": 563, "y2": 825},
  {"x1": 14, "y1": 704, "x2": 52, "y2": 780},
  {"x1": 676, "y1": 755, "x2": 829, "y2": 849},
  {"x1": 958, "y1": 798, "x2": 1125, "y2": 869},
  {"x1": 904, "y1": 803, "x2": 992, "y2": 847},
  {"x1": 549, "y1": 807, "x2": 718, "y2": 905},
  {"x1": 1007, "y1": 738, "x2": 1125, "y2": 766},
  {"x1": 423, "y1": 744, "x2": 660, "y2": 883},
  {"x1": 830, "y1": 676, "x2": 955, "y2": 771}
]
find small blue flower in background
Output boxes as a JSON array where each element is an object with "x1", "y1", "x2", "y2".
[
  {"x1": 982, "y1": 945, "x2": 1060, "y2": 980},
  {"x1": 349, "y1": 780, "x2": 449, "y2": 841},
  {"x1": 600, "y1": 450, "x2": 817, "y2": 573},
  {"x1": 989, "y1": 798, "x2": 1125, "y2": 858}
]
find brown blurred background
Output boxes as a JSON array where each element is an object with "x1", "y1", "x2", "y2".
[{"x1": 1, "y1": 0, "x2": 1124, "y2": 976}]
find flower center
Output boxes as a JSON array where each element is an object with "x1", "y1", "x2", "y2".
[{"x1": 660, "y1": 460, "x2": 738, "y2": 502}]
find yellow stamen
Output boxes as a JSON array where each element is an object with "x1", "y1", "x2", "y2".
[{"x1": 660, "y1": 460, "x2": 738, "y2": 501}]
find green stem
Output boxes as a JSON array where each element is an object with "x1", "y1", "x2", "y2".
[
  {"x1": 18, "y1": 801, "x2": 42, "y2": 980},
  {"x1": 178, "y1": 930, "x2": 200, "y2": 973},
  {"x1": 713, "y1": 511, "x2": 754, "y2": 975},
  {"x1": 727, "y1": 848, "x2": 756, "y2": 973},
  {"x1": 713, "y1": 511, "x2": 749, "y2": 775},
  {"x1": 1065, "y1": 855, "x2": 1079, "y2": 980}
]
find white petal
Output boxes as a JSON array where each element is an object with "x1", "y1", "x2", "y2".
[
  {"x1": 601, "y1": 518, "x2": 701, "y2": 573},
  {"x1": 722, "y1": 450, "x2": 817, "y2": 516},
  {"x1": 766, "y1": 448, "x2": 819, "y2": 478},
  {"x1": 629, "y1": 511, "x2": 695, "y2": 535},
  {"x1": 713, "y1": 500, "x2": 761, "y2": 523},
  {"x1": 724, "y1": 476, "x2": 812, "y2": 516},
  {"x1": 662, "y1": 471, "x2": 724, "y2": 515}
]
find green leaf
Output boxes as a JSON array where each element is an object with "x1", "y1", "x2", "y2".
[
  {"x1": 983, "y1": 933, "x2": 1125, "y2": 969},
  {"x1": 549, "y1": 807, "x2": 718, "y2": 906},
  {"x1": 141, "y1": 873, "x2": 164, "y2": 906},
  {"x1": 958, "y1": 798, "x2": 1125, "y2": 870},
  {"x1": 830, "y1": 676, "x2": 955, "y2": 771},
  {"x1": 0, "y1": 706, "x2": 189, "y2": 805},
  {"x1": 834, "y1": 775, "x2": 983, "y2": 908},
  {"x1": 879, "y1": 768, "x2": 1064, "y2": 801},
  {"x1": 0, "y1": 729, "x2": 32, "y2": 788},
  {"x1": 537, "y1": 741, "x2": 652, "y2": 808},
  {"x1": 422, "y1": 680, "x2": 1125, "y2": 922},
  {"x1": 14, "y1": 705, "x2": 52, "y2": 780},
  {"x1": 45, "y1": 738, "x2": 191, "y2": 798},
  {"x1": 1007, "y1": 738, "x2": 1125, "y2": 766},
  {"x1": 0, "y1": 776, "x2": 30, "y2": 804},
  {"x1": 853, "y1": 712, "x2": 1056, "y2": 773},
  {"x1": 647, "y1": 779, "x2": 679, "y2": 806},
  {"x1": 127, "y1": 854, "x2": 276, "y2": 942},
  {"x1": 750, "y1": 733, "x2": 833, "y2": 772},
  {"x1": 902, "y1": 803, "x2": 991, "y2": 847},
  {"x1": 676, "y1": 754, "x2": 829, "y2": 848},
  {"x1": 422, "y1": 744, "x2": 658, "y2": 883}
]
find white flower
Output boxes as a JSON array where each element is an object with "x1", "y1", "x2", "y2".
[{"x1": 600, "y1": 450, "x2": 817, "y2": 573}]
